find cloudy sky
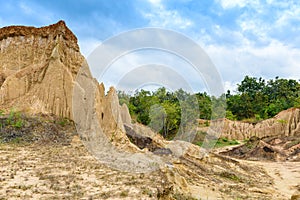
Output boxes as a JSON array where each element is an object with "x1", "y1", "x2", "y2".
[{"x1": 1, "y1": 0, "x2": 300, "y2": 93}]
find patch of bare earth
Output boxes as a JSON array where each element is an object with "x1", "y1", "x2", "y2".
[
  {"x1": 0, "y1": 137, "x2": 288, "y2": 200},
  {"x1": 216, "y1": 143, "x2": 300, "y2": 200},
  {"x1": 255, "y1": 161, "x2": 300, "y2": 199},
  {"x1": 0, "y1": 136, "x2": 164, "y2": 200}
]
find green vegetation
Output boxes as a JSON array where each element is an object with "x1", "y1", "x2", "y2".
[
  {"x1": 0, "y1": 109, "x2": 25, "y2": 143},
  {"x1": 277, "y1": 119, "x2": 288, "y2": 124},
  {"x1": 119, "y1": 190, "x2": 129, "y2": 197},
  {"x1": 226, "y1": 76, "x2": 300, "y2": 120},
  {"x1": 284, "y1": 138, "x2": 300, "y2": 149},
  {"x1": 118, "y1": 88, "x2": 226, "y2": 139},
  {"x1": 172, "y1": 192, "x2": 198, "y2": 200},
  {"x1": 119, "y1": 88, "x2": 204, "y2": 139},
  {"x1": 57, "y1": 118, "x2": 70, "y2": 127},
  {"x1": 219, "y1": 171, "x2": 241, "y2": 182},
  {"x1": 1, "y1": 109, "x2": 24, "y2": 129},
  {"x1": 0, "y1": 113, "x2": 75, "y2": 145},
  {"x1": 118, "y1": 76, "x2": 300, "y2": 139},
  {"x1": 195, "y1": 137, "x2": 240, "y2": 148}
]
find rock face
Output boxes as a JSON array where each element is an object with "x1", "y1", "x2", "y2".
[
  {"x1": 0, "y1": 21, "x2": 84, "y2": 118},
  {"x1": 120, "y1": 103, "x2": 131, "y2": 124},
  {"x1": 0, "y1": 21, "x2": 159, "y2": 171},
  {"x1": 0, "y1": 20, "x2": 137, "y2": 153},
  {"x1": 198, "y1": 108, "x2": 300, "y2": 140}
]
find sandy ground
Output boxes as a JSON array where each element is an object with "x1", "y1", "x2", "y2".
[
  {"x1": 256, "y1": 161, "x2": 300, "y2": 199},
  {"x1": 215, "y1": 145, "x2": 300, "y2": 200},
  {"x1": 0, "y1": 136, "x2": 163, "y2": 200},
  {"x1": 1, "y1": 136, "x2": 299, "y2": 200}
]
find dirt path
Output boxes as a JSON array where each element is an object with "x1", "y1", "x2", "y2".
[
  {"x1": 257, "y1": 161, "x2": 300, "y2": 199},
  {"x1": 214, "y1": 146, "x2": 300, "y2": 199}
]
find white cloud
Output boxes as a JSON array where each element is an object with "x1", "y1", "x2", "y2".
[
  {"x1": 19, "y1": 2, "x2": 33, "y2": 15},
  {"x1": 275, "y1": 4, "x2": 300, "y2": 28},
  {"x1": 233, "y1": 0, "x2": 300, "y2": 46},
  {"x1": 86, "y1": 28, "x2": 225, "y2": 95},
  {"x1": 15, "y1": 2, "x2": 55, "y2": 25},
  {"x1": 96, "y1": 50, "x2": 206, "y2": 93},
  {"x1": 204, "y1": 40, "x2": 300, "y2": 89},
  {"x1": 0, "y1": 17, "x2": 4, "y2": 27},
  {"x1": 148, "y1": 0, "x2": 162, "y2": 6},
  {"x1": 142, "y1": 2, "x2": 193, "y2": 29},
  {"x1": 144, "y1": 10, "x2": 192, "y2": 29},
  {"x1": 79, "y1": 38, "x2": 102, "y2": 57},
  {"x1": 217, "y1": 0, "x2": 258, "y2": 9},
  {"x1": 238, "y1": 19, "x2": 270, "y2": 43},
  {"x1": 224, "y1": 81, "x2": 238, "y2": 93}
]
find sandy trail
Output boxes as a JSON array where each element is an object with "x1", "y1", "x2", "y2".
[
  {"x1": 215, "y1": 145, "x2": 300, "y2": 199},
  {"x1": 257, "y1": 161, "x2": 300, "y2": 199}
]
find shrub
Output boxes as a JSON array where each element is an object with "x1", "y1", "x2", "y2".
[{"x1": 5, "y1": 109, "x2": 24, "y2": 129}]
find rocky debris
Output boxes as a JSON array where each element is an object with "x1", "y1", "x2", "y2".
[
  {"x1": 0, "y1": 113, "x2": 75, "y2": 145},
  {"x1": 291, "y1": 185, "x2": 300, "y2": 200},
  {"x1": 152, "y1": 147, "x2": 172, "y2": 155},
  {"x1": 124, "y1": 124, "x2": 172, "y2": 155},
  {"x1": 291, "y1": 194, "x2": 300, "y2": 200},
  {"x1": 0, "y1": 21, "x2": 84, "y2": 118},
  {"x1": 124, "y1": 124, "x2": 153, "y2": 149},
  {"x1": 160, "y1": 152, "x2": 282, "y2": 200},
  {"x1": 221, "y1": 135, "x2": 300, "y2": 161}
]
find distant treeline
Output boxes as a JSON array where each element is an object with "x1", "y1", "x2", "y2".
[
  {"x1": 226, "y1": 76, "x2": 300, "y2": 120},
  {"x1": 118, "y1": 76, "x2": 300, "y2": 138}
]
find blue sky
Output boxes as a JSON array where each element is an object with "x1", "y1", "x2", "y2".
[{"x1": 1, "y1": 0, "x2": 300, "y2": 93}]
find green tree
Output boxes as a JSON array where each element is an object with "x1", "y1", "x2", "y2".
[
  {"x1": 263, "y1": 77, "x2": 300, "y2": 116},
  {"x1": 119, "y1": 77, "x2": 300, "y2": 139},
  {"x1": 195, "y1": 92, "x2": 212, "y2": 119},
  {"x1": 162, "y1": 101, "x2": 180, "y2": 138}
]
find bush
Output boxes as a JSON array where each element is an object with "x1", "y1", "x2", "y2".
[{"x1": 5, "y1": 109, "x2": 24, "y2": 129}]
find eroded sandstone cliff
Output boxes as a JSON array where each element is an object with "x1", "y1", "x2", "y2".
[
  {"x1": 198, "y1": 108, "x2": 300, "y2": 140},
  {"x1": 0, "y1": 20, "x2": 83, "y2": 118}
]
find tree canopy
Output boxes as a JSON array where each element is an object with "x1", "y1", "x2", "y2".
[
  {"x1": 227, "y1": 76, "x2": 300, "y2": 120},
  {"x1": 118, "y1": 76, "x2": 300, "y2": 139}
]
